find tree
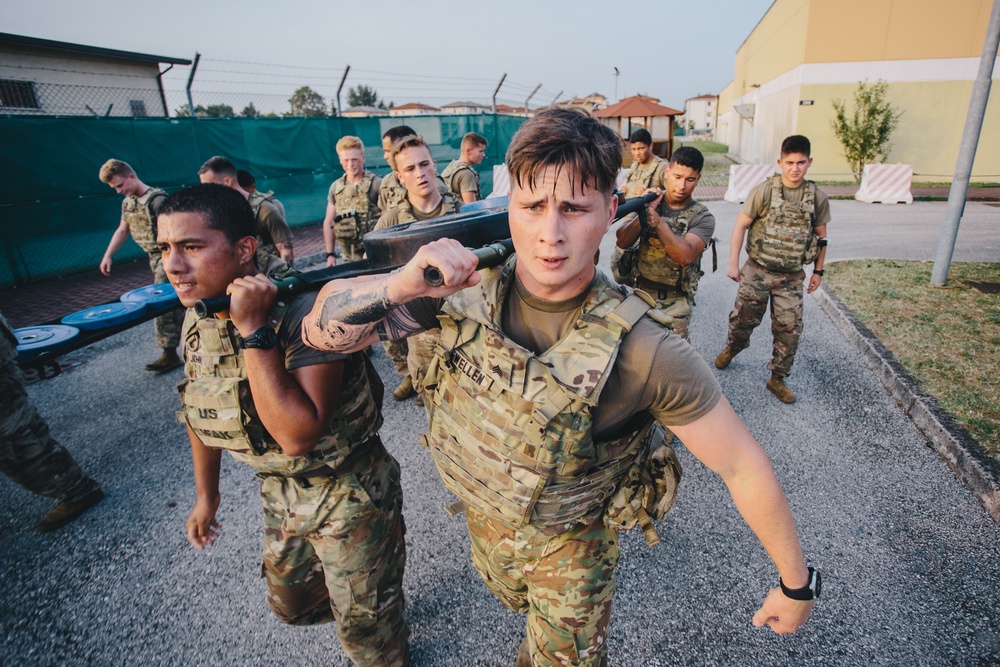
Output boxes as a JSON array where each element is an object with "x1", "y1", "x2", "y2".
[
  {"x1": 347, "y1": 84, "x2": 380, "y2": 108},
  {"x1": 202, "y1": 104, "x2": 235, "y2": 118},
  {"x1": 288, "y1": 86, "x2": 328, "y2": 117},
  {"x1": 174, "y1": 103, "x2": 203, "y2": 117},
  {"x1": 241, "y1": 102, "x2": 259, "y2": 117},
  {"x1": 831, "y1": 80, "x2": 902, "y2": 184}
]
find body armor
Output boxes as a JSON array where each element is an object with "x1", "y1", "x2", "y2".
[
  {"x1": 247, "y1": 191, "x2": 281, "y2": 256},
  {"x1": 637, "y1": 201, "x2": 709, "y2": 299},
  {"x1": 122, "y1": 188, "x2": 167, "y2": 253},
  {"x1": 747, "y1": 175, "x2": 820, "y2": 272},
  {"x1": 176, "y1": 306, "x2": 383, "y2": 476},
  {"x1": 421, "y1": 260, "x2": 661, "y2": 533},
  {"x1": 332, "y1": 172, "x2": 380, "y2": 241},
  {"x1": 624, "y1": 157, "x2": 666, "y2": 199},
  {"x1": 440, "y1": 160, "x2": 481, "y2": 200}
]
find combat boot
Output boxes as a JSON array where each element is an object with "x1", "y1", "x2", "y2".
[
  {"x1": 392, "y1": 375, "x2": 415, "y2": 401},
  {"x1": 146, "y1": 348, "x2": 183, "y2": 373},
  {"x1": 714, "y1": 347, "x2": 738, "y2": 369},
  {"x1": 766, "y1": 373, "x2": 796, "y2": 404},
  {"x1": 36, "y1": 484, "x2": 104, "y2": 533}
]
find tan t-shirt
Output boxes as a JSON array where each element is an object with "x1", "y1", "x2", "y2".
[
  {"x1": 256, "y1": 197, "x2": 293, "y2": 247},
  {"x1": 741, "y1": 179, "x2": 831, "y2": 229},
  {"x1": 406, "y1": 271, "x2": 722, "y2": 438},
  {"x1": 374, "y1": 195, "x2": 459, "y2": 230}
]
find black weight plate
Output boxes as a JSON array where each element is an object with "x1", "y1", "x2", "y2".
[{"x1": 362, "y1": 209, "x2": 509, "y2": 268}]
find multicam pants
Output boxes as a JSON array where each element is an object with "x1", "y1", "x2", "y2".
[
  {"x1": 467, "y1": 508, "x2": 618, "y2": 667},
  {"x1": 383, "y1": 339, "x2": 409, "y2": 376},
  {"x1": 260, "y1": 447, "x2": 409, "y2": 666},
  {"x1": 0, "y1": 322, "x2": 98, "y2": 504},
  {"x1": 406, "y1": 331, "x2": 439, "y2": 399},
  {"x1": 340, "y1": 239, "x2": 366, "y2": 263},
  {"x1": 725, "y1": 257, "x2": 805, "y2": 377},
  {"x1": 148, "y1": 251, "x2": 183, "y2": 350}
]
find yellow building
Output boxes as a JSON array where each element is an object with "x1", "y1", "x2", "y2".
[{"x1": 717, "y1": 0, "x2": 1000, "y2": 183}]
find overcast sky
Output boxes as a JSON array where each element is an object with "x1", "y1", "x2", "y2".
[{"x1": 2, "y1": 0, "x2": 774, "y2": 112}]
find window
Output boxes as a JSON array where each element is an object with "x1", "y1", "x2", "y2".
[
  {"x1": 129, "y1": 99, "x2": 148, "y2": 116},
  {"x1": 0, "y1": 79, "x2": 40, "y2": 109}
]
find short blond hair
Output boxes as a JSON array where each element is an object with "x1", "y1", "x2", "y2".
[
  {"x1": 389, "y1": 134, "x2": 428, "y2": 171},
  {"x1": 99, "y1": 159, "x2": 134, "y2": 183},
  {"x1": 336, "y1": 135, "x2": 364, "y2": 153}
]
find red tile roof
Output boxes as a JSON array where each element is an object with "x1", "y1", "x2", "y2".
[{"x1": 593, "y1": 94, "x2": 682, "y2": 118}]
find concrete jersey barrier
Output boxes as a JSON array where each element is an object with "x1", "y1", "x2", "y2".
[
  {"x1": 724, "y1": 164, "x2": 775, "y2": 203},
  {"x1": 855, "y1": 163, "x2": 914, "y2": 204}
]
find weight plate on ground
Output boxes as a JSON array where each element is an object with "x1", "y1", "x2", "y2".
[
  {"x1": 121, "y1": 283, "x2": 180, "y2": 307},
  {"x1": 61, "y1": 301, "x2": 147, "y2": 330},
  {"x1": 460, "y1": 196, "x2": 508, "y2": 212},
  {"x1": 14, "y1": 325, "x2": 80, "y2": 359},
  {"x1": 363, "y1": 209, "x2": 510, "y2": 268}
]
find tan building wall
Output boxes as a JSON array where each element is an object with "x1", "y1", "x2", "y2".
[{"x1": 718, "y1": 0, "x2": 1000, "y2": 182}]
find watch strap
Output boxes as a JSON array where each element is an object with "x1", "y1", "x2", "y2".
[{"x1": 780, "y1": 567, "x2": 821, "y2": 600}]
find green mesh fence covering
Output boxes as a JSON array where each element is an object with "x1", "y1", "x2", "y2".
[{"x1": 0, "y1": 114, "x2": 524, "y2": 286}]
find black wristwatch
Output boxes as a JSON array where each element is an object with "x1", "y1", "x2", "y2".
[
  {"x1": 239, "y1": 325, "x2": 278, "y2": 350},
  {"x1": 813, "y1": 269, "x2": 825, "y2": 277},
  {"x1": 780, "y1": 567, "x2": 822, "y2": 601}
]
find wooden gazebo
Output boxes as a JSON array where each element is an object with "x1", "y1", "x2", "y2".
[{"x1": 593, "y1": 94, "x2": 683, "y2": 160}]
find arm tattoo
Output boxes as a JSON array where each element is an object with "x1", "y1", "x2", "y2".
[{"x1": 308, "y1": 278, "x2": 427, "y2": 350}]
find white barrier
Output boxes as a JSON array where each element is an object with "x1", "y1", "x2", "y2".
[
  {"x1": 855, "y1": 164, "x2": 913, "y2": 204},
  {"x1": 488, "y1": 166, "x2": 631, "y2": 198},
  {"x1": 724, "y1": 164, "x2": 775, "y2": 203}
]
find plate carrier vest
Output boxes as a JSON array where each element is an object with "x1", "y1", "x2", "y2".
[
  {"x1": 332, "y1": 172, "x2": 380, "y2": 241},
  {"x1": 624, "y1": 156, "x2": 666, "y2": 199},
  {"x1": 175, "y1": 304, "x2": 384, "y2": 476},
  {"x1": 637, "y1": 201, "x2": 710, "y2": 298},
  {"x1": 394, "y1": 193, "x2": 460, "y2": 225},
  {"x1": 440, "y1": 160, "x2": 481, "y2": 201},
  {"x1": 747, "y1": 175, "x2": 821, "y2": 273},
  {"x1": 420, "y1": 260, "x2": 667, "y2": 534},
  {"x1": 123, "y1": 188, "x2": 167, "y2": 253}
]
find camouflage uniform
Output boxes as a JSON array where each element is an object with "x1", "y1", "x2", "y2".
[
  {"x1": 635, "y1": 201, "x2": 713, "y2": 341},
  {"x1": 177, "y1": 298, "x2": 409, "y2": 666},
  {"x1": 329, "y1": 171, "x2": 381, "y2": 262},
  {"x1": 611, "y1": 157, "x2": 667, "y2": 286},
  {"x1": 440, "y1": 159, "x2": 481, "y2": 201},
  {"x1": 378, "y1": 172, "x2": 451, "y2": 216},
  {"x1": 248, "y1": 191, "x2": 296, "y2": 279},
  {"x1": 376, "y1": 194, "x2": 462, "y2": 395},
  {"x1": 421, "y1": 261, "x2": 678, "y2": 666},
  {"x1": 122, "y1": 188, "x2": 183, "y2": 349},
  {"x1": 726, "y1": 176, "x2": 824, "y2": 377},
  {"x1": 0, "y1": 313, "x2": 100, "y2": 507}
]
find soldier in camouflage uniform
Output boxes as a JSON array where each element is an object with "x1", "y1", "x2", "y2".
[
  {"x1": 715, "y1": 135, "x2": 830, "y2": 404},
  {"x1": 160, "y1": 184, "x2": 409, "y2": 666},
  {"x1": 98, "y1": 159, "x2": 184, "y2": 372},
  {"x1": 614, "y1": 146, "x2": 715, "y2": 341},
  {"x1": 375, "y1": 135, "x2": 460, "y2": 408},
  {"x1": 197, "y1": 156, "x2": 296, "y2": 279},
  {"x1": 323, "y1": 136, "x2": 382, "y2": 266},
  {"x1": 1, "y1": 312, "x2": 104, "y2": 532},
  {"x1": 610, "y1": 129, "x2": 668, "y2": 285},
  {"x1": 305, "y1": 110, "x2": 820, "y2": 666},
  {"x1": 440, "y1": 132, "x2": 487, "y2": 204}
]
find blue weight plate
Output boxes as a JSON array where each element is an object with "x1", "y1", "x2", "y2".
[
  {"x1": 14, "y1": 325, "x2": 80, "y2": 359},
  {"x1": 61, "y1": 301, "x2": 147, "y2": 330},
  {"x1": 121, "y1": 283, "x2": 179, "y2": 307}
]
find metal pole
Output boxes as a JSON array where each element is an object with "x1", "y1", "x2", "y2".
[
  {"x1": 156, "y1": 64, "x2": 174, "y2": 117},
  {"x1": 614, "y1": 67, "x2": 619, "y2": 101},
  {"x1": 931, "y1": 0, "x2": 1000, "y2": 286},
  {"x1": 185, "y1": 52, "x2": 200, "y2": 118},
  {"x1": 335, "y1": 65, "x2": 350, "y2": 117},
  {"x1": 492, "y1": 73, "x2": 507, "y2": 114},
  {"x1": 524, "y1": 84, "x2": 541, "y2": 116},
  {"x1": 549, "y1": 90, "x2": 563, "y2": 109}
]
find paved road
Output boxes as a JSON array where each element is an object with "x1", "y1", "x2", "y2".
[{"x1": 2, "y1": 200, "x2": 998, "y2": 666}]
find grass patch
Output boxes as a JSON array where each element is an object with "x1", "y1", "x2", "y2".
[
  {"x1": 824, "y1": 260, "x2": 1000, "y2": 463},
  {"x1": 677, "y1": 139, "x2": 729, "y2": 154}
]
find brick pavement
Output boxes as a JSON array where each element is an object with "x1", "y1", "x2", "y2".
[{"x1": 0, "y1": 224, "x2": 326, "y2": 329}]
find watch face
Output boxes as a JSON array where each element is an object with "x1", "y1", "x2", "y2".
[{"x1": 242, "y1": 326, "x2": 277, "y2": 349}]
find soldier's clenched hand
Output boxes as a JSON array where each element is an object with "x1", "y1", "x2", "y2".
[{"x1": 388, "y1": 238, "x2": 481, "y2": 303}]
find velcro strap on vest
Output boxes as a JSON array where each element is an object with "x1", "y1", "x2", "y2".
[
  {"x1": 605, "y1": 292, "x2": 655, "y2": 332},
  {"x1": 444, "y1": 500, "x2": 469, "y2": 516},
  {"x1": 531, "y1": 387, "x2": 575, "y2": 427}
]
